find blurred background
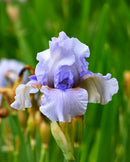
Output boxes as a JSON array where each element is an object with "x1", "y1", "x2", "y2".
[{"x1": 0, "y1": 0, "x2": 130, "y2": 162}]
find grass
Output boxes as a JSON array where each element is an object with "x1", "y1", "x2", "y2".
[{"x1": 0, "y1": 0, "x2": 130, "y2": 162}]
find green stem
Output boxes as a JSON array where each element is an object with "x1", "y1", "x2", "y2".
[
  {"x1": 39, "y1": 145, "x2": 48, "y2": 162},
  {"x1": 64, "y1": 159, "x2": 75, "y2": 162},
  {"x1": 64, "y1": 146, "x2": 80, "y2": 162},
  {"x1": 74, "y1": 145, "x2": 80, "y2": 162},
  {"x1": 125, "y1": 99, "x2": 130, "y2": 162},
  {"x1": 13, "y1": 152, "x2": 18, "y2": 162}
]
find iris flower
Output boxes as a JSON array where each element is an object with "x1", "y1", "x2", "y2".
[
  {"x1": 0, "y1": 59, "x2": 24, "y2": 106},
  {"x1": 11, "y1": 32, "x2": 119, "y2": 122}
]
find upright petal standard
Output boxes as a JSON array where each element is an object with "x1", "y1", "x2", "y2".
[{"x1": 11, "y1": 31, "x2": 119, "y2": 122}]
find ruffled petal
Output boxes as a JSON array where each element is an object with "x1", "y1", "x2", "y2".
[
  {"x1": 35, "y1": 32, "x2": 90, "y2": 88},
  {"x1": 48, "y1": 38, "x2": 76, "y2": 87},
  {"x1": 54, "y1": 65, "x2": 79, "y2": 90},
  {"x1": 35, "y1": 49, "x2": 51, "y2": 85},
  {"x1": 11, "y1": 84, "x2": 32, "y2": 110},
  {"x1": 49, "y1": 32, "x2": 90, "y2": 84},
  {"x1": 80, "y1": 73, "x2": 119, "y2": 104},
  {"x1": 49, "y1": 31, "x2": 68, "y2": 52},
  {"x1": 35, "y1": 45, "x2": 75, "y2": 88},
  {"x1": 72, "y1": 38, "x2": 90, "y2": 78},
  {"x1": 11, "y1": 82, "x2": 39, "y2": 110},
  {"x1": 40, "y1": 86, "x2": 88, "y2": 122}
]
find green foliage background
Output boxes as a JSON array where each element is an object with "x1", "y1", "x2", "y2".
[{"x1": 0, "y1": 0, "x2": 130, "y2": 162}]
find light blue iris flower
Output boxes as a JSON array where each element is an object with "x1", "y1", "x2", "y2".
[
  {"x1": 11, "y1": 32, "x2": 119, "y2": 122},
  {"x1": 0, "y1": 59, "x2": 24, "y2": 106}
]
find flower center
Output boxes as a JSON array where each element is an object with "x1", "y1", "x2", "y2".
[
  {"x1": 54, "y1": 70, "x2": 74, "y2": 90},
  {"x1": 58, "y1": 78, "x2": 73, "y2": 91}
]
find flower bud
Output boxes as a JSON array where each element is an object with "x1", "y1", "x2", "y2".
[
  {"x1": 51, "y1": 122, "x2": 74, "y2": 161},
  {"x1": 0, "y1": 88, "x2": 14, "y2": 106},
  {"x1": 72, "y1": 116, "x2": 85, "y2": 147},
  {"x1": 35, "y1": 111, "x2": 42, "y2": 126},
  {"x1": 124, "y1": 71, "x2": 130, "y2": 98},
  {"x1": 59, "y1": 122, "x2": 73, "y2": 143},
  {"x1": 17, "y1": 110, "x2": 27, "y2": 128},
  {"x1": 115, "y1": 144, "x2": 124, "y2": 162},
  {"x1": 0, "y1": 108, "x2": 9, "y2": 118},
  {"x1": 27, "y1": 113, "x2": 36, "y2": 138},
  {"x1": 15, "y1": 136, "x2": 20, "y2": 153},
  {"x1": 40, "y1": 120, "x2": 50, "y2": 148},
  {"x1": 6, "y1": 5, "x2": 19, "y2": 23}
]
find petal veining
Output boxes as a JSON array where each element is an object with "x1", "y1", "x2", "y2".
[{"x1": 40, "y1": 86, "x2": 88, "y2": 122}]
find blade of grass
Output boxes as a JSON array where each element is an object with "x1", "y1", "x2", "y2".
[
  {"x1": 80, "y1": 0, "x2": 91, "y2": 41},
  {"x1": 96, "y1": 96, "x2": 119, "y2": 162},
  {"x1": 8, "y1": 114, "x2": 29, "y2": 162},
  {"x1": 89, "y1": 4, "x2": 109, "y2": 72}
]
